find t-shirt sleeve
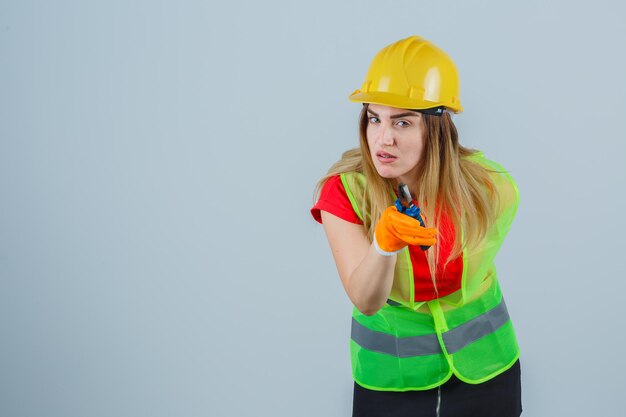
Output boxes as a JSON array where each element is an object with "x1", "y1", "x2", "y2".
[{"x1": 311, "y1": 175, "x2": 363, "y2": 225}]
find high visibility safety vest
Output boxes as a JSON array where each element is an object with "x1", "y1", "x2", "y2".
[{"x1": 339, "y1": 152, "x2": 521, "y2": 391}]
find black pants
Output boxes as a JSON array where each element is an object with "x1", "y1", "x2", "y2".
[{"x1": 352, "y1": 360, "x2": 522, "y2": 417}]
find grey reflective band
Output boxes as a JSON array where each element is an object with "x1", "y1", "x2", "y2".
[
  {"x1": 386, "y1": 299, "x2": 402, "y2": 306},
  {"x1": 351, "y1": 318, "x2": 442, "y2": 357},
  {"x1": 442, "y1": 298, "x2": 510, "y2": 354},
  {"x1": 351, "y1": 298, "x2": 510, "y2": 358}
]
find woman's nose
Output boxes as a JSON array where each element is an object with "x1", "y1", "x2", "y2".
[{"x1": 379, "y1": 123, "x2": 395, "y2": 146}]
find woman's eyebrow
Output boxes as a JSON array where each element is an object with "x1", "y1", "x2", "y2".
[{"x1": 366, "y1": 109, "x2": 420, "y2": 119}]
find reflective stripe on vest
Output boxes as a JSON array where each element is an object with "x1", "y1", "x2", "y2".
[{"x1": 352, "y1": 298, "x2": 510, "y2": 357}]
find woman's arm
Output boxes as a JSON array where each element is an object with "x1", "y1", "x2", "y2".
[{"x1": 321, "y1": 210, "x2": 396, "y2": 316}]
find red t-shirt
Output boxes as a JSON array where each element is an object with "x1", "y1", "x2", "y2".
[{"x1": 311, "y1": 175, "x2": 463, "y2": 301}]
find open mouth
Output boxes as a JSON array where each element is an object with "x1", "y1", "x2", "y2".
[{"x1": 376, "y1": 151, "x2": 397, "y2": 162}]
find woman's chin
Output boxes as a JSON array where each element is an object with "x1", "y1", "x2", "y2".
[{"x1": 375, "y1": 167, "x2": 397, "y2": 179}]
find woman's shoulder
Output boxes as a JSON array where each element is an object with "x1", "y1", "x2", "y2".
[
  {"x1": 334, "y1": 170, "x2": 367, "y2": 192},
  {"x1": 464, "y1": 151, "x2": 516, "y2": 183},
  {"x1": 311, "y1": 173, "x2": 364, "y2": 225},
  {"x1": 463, "y1": 150, "x2": 520, "y2": 212},
  {"x1": 464, "y1": 150, "x2": 511, "y2": 173}
]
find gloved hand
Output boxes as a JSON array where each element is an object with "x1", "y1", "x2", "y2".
[{"x1": 374, "y1": 206, "x2": 438, "y2": 256}]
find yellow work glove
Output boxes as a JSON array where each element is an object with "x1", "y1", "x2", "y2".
[{"x1": 374, "y1": 206, "x2": 438, "y2": 256}]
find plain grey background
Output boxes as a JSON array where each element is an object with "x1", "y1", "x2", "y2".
[{"x1": 1, "y1": 0, "x2": 625, "y2": 416}]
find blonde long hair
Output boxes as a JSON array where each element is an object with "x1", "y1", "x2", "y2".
[{"x1": 315, "y1": 104, "x2": 501, "y2": 291}]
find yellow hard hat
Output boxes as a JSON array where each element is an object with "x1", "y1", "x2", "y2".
[{"x1": 349, "y1": 36, "x2": 463, "y2": 114}]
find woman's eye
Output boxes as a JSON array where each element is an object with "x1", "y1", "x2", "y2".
[
  {"x1": 396, "y1": 120, "x2": 410, "y2": 127},
  {"x1": 368, "y1": 116, "x2": 380, "y2": 124}
]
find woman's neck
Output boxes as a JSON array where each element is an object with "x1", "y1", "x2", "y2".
[{"x1": 394, "y1": 177, "x2": 419, "y2": 201}]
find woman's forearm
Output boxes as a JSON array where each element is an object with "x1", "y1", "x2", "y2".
[{"x1": 347, "y1": 243, "x2": 397, "y2": 315}]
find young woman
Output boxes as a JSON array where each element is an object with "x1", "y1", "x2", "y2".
[{"x1": 311, "y1": 36, "x2": 522, "y2": 417}]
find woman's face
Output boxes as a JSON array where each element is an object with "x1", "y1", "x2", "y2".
[{"x1": 366, "y1": 104, "x2": 426, "y2": 184}]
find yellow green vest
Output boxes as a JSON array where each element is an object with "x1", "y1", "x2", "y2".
[{"x1": 340, "y1": 152, "x2": 521, "y2": 391}]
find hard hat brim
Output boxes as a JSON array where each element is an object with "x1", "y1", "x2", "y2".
[{"x1": 349, "y1": 90, "x2": 463, "y2": 114}]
